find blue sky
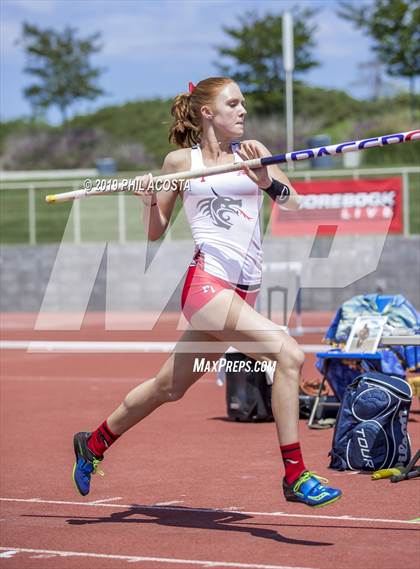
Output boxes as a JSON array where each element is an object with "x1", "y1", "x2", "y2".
[{"x1": 0, "y1": 0, "x2": 408, "y2": 123}]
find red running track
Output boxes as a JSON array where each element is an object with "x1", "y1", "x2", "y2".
[{"x1": 0, "y1": 312, "x2": 419, "y2": 569}]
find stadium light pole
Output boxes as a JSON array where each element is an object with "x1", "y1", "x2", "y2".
[{"x1": 282, "y1": 11, "x2": 294, "y2": 170}]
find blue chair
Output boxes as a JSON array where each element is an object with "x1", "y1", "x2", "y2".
[{"x1": 308, "y1": 293, "x2": 420, "y2": 428}]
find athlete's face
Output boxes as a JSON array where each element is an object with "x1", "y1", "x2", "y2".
[{"x1": 206, "y1": 82, "x2": 247, "y2": 139}]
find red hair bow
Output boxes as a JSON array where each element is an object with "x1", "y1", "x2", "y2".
[{"x1": 188, "y1": 81, "x2": 196, "y2": 93}]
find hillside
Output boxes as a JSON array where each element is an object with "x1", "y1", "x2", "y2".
[{"x1": 1, "y1": 86, "x2": 419, "y2": 170}]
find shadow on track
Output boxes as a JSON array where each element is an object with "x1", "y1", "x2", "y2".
[{"x1": 26, "y1": 505, "x2": 333, "y2": 546}]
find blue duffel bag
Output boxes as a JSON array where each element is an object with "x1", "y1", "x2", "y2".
[{"x1": 329, "y1": 371, "x2": 412, "y2": 471}]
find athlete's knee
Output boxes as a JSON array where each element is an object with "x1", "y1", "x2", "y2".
[
  {"x1": 292, "y1": 345, "x2": 305, "y2": 369},
  {"x1": 276, "y1": 341, "x2": 305, "y2": 371}
]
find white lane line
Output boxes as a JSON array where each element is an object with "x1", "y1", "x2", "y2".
[
  {"x1": 0, "y1": 550, "x2": 18, "y2": 558},
  {"x1": 0, "y1": 340, "x2": 175, "y2": 353},
  {"x1": 0, "y1": 547, "x2": 315, "y2": 569},
  {"x1": 0, "y1": 375, "x2": 216, "y2": 384},
  {"x1": 0, "y1": 375, "x2": 147, "y2": 383},
  {"x1": 154, "y1": 500, "x2": 185, "y2": 506},
  {"x1": 0, "y1": 340, "x2": 325, "y2": 354},
  {"x1": 87, "y1": 496, "x2": 123, "y2": 504},
  {"x1": 0, "y1": 497, "x2": 417, "y2": 526}
]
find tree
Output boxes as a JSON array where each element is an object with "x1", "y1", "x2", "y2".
[
  {"x1": 338, "y1": 0, "x2": 419, "y2": 106},
  {"x1": 19, "y1": 23, "x2": 104, "y2": 123},
  {"x1": 215, "y1": 9, "x2": 318, "y2": 114}
]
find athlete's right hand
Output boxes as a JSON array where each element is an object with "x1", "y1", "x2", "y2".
[{"x1": 132, "y1": 173, "x2": 156, "y2": 205}]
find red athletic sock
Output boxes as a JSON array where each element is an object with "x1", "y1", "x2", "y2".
[
  {"x1": 280, "y1": 442, "x2": 306, "y2": 484},
  {"x1": 87, "y1": 420, "x2": 120, "y2": 457}
]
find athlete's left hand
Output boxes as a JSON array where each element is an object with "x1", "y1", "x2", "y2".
[{"x1": 237, "y1": 142, "x2": 271, "y2": 189}]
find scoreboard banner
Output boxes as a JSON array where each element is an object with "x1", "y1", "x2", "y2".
[{"x1": 270, "y1": 177, "x2": 403, "y2": 236}]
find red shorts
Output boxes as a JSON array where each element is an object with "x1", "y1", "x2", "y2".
[{"x1": 181, "y1": 263, "x2": 260, "y2": 323}]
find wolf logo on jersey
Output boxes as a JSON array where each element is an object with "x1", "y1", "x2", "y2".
[{"x1": 197, "y1": 188, "x2": 253, "y2": 230}]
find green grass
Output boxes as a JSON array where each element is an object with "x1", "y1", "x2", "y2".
[
  {"x1": 0, "y1": 185, "x2": 194, "y2": 244},
  {"x1": 410, "y1": 172, "x2": 420, "y2": 232},
  {"x1": 0, "y1": 189, "x2": 30, "y2": 243},
  {"x1": 36, "y1": 188, "x2": 73, "y2": 243},
  {"x1": 1, "y1": 170, "x2": 419, "y2": 244}
]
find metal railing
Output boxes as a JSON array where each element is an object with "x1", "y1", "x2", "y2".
[{"x1": 0, "y1": 166, "x2": 418, "y2": 244}]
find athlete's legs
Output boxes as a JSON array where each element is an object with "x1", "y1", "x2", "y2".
[
  {"x1": 189, "y1": 289, "x2": 304, "y2": 445},
  {"x1": 107, "y1": 328, "x2": 229, "y2": 435},
  {"x1": 73, "y1": 285, "x2": 340, "y2": 505}
]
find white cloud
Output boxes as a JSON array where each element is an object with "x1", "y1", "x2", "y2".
[
  {"x1": 314, "y1": 8, "x2": 372, "y2": 59},
  {"x1": 80, "y1": 3, "x2": 227, "y2": 62}
]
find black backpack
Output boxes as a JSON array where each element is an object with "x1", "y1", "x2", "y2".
[
  {"x1": 329, "y1": 371, "x2": 412, "y2": 471},
  {"x1": 225, "y1": 352, "x2": 273, "y2": 422}
]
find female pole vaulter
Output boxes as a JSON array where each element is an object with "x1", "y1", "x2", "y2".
[{"x1": 72, "y1": 77, "x2": 342, "y2": 508}]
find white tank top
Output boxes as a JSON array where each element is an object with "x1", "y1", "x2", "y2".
[{"x1": 182, "y1": 144, "x2": 263, "y2": 286}]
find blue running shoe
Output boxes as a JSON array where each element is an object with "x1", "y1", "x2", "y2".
[
  {"x1": 283, "y1": 471, "x2": 342, "y2": 508},
  {"x1": 72, "y1": 432, "x2": 104, "y2": 496}
]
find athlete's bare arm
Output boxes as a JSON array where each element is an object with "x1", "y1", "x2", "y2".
[{"x1": 143, "y1": 148, "x2": 190, "y2": 241}]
